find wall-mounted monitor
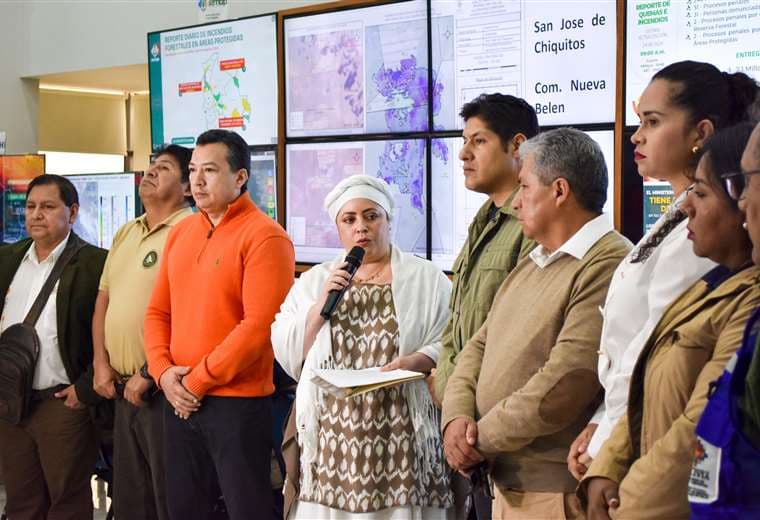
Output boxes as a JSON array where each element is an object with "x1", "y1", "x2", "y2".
[
  {"x1": 148, "y1": 14, "x2": 278, "y2": 151},
  {"x1": 625, "y1": 0, "x2": 760, "y2": 126},
  {"x1": 286, "y1": 139, "x2": 427, "y2": 264},
  {"x1": 431, "y1": 0, "x2": 617, "y2": 129},
  {"x1": 0, "y1": 154, "x2": 45, "y2": 243},
  {"x1": 248, "y1": 148, "x2": 277, "y2": 219},
  {"x1": 284, "y1": 0, "x2": 430, "y2": 137},
  {"x1": 429, "y1": 137, "x2": 488, "y2": 271},
  {"x1": 430, "y1": 129, "x2": 615, "y2": 271},
  {"x1": 63, "y1": 173, "x2": 142, "y2": 249}
]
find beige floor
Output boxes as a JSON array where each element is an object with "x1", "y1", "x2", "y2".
[{"x1": 0, "y1": 478, "x2": 110, "y2": 519}]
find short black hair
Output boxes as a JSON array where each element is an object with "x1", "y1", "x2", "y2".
[
  {"x1": 153, "y1": 144, "x2": 194, "y2": 205},
  {"x1": 460, "y1": 93, "x2": 539, "y2": 149},
  {"x1": 27, "y1": 174, "x2": 79, "y2": 207},
  {"x1": 154, "y1": 144, "x2": 192, "y2": 184},
  {"x1": 195, "y1": 129, "x2": 250, "y2": 193}
]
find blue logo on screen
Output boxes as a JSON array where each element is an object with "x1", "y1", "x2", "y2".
[
  {"x1": 198, "y1": 0, "x2": 207, "y2": 11},
  {"x1": 150, "y1": 43, "x2": 160, "y2": 60}
]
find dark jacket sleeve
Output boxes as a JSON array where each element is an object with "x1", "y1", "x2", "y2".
[{"x1": 69, "y1": 244, "x2": 108, "y2": 406}]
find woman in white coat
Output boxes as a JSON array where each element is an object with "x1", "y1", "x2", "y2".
[
  {"x1": 272, "y1": 175, "x2": 453, "y2": 520},
  {"x1": 567, "y1": 61, "x2": 760, "y2": 481}
]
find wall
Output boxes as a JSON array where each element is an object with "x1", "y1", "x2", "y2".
[
  {"x1": 0, "y1": 3, "x2": 36, "y2": 154},
  {"x1": 38, "y1": 90, "x2": 127, "y2": 155},
  {"x1": 0, "y1": 0, "x2": 322, "y2": 155},
  {"x1": 129, "y1": 93, "x2": 151, "y2": 172}
]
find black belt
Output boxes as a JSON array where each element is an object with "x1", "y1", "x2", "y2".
[{"x1": 31, "y1": 384, "x2": 69, "y2": 402}]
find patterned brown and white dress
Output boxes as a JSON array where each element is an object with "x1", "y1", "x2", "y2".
[{"x1": 298, "y1": 283, "x2": 452, "y2": 518}]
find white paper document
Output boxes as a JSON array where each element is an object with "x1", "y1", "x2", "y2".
[{"x1": 311, "y1": 367, "x2": 425, "y2": 398}]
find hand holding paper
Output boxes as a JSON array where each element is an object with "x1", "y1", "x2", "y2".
[{"x1": 381, "y1": 352, "x2": 436, "y2": 373}]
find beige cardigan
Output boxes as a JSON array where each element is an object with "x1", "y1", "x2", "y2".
[{"x1": 442, "y1": 230, "x2": 631, "y2": 493}]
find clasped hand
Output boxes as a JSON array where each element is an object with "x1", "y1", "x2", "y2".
[
  {"x1": 443, "y1": 416, "x2": 485, "y2": 476},
  {"x1": 159, "y1": 366, "x2": 201, "y2": 420}
]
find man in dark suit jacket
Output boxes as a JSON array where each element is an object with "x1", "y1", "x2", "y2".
[{"x1": 0, "y1": 174, "x2": 106, "y2": 520}]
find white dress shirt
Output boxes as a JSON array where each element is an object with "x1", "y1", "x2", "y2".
[
  {"x1": 586, "y1": 193, "x2": 715, "y2": 457},
  {"x1": 0, "y1": 235, "x2": 71, "y2": 389},
  {"x1": 529, "y1": 214, "x2": 615, "y2": 269}
]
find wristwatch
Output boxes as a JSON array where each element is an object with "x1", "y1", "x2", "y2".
[{"x1": 139, "y1": 363, "x2": 152, "y2": 380}]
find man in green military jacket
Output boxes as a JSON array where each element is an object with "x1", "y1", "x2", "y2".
[{"x1": 433, "y1": 94, "x2": 538, "y2": 404}]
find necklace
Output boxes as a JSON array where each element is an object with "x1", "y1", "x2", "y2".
[{"x1": 354, "y1": 262, "x2": 387, "y2": 283}]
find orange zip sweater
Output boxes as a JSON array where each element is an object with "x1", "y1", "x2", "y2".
[{"x1": 144, "y1": 194, "x2": 294, "y2": 398}]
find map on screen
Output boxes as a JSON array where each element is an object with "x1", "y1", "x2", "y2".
[
  {"x1": 286, "y1": 139, "x2": 429, "y2": 263},
  {"x1": 431, "y1": 130, "x2": 615, "y2": 271},
  {"x1": 430, "y1": 137, "x2": 488, "y2": 271},
  {"x1": 431, "y1": 0, "x2": 617, "y2": 128},
  {"x1": 148, "y1": 15, "x2": 278, "y2": 150},
  {"x1": 625, "y1": 0, "x2": 760, "y2": 126},
  {"x1": 285, "y1": 0, "x2": 438, "y2": 137},
  {"x1": 65, "y1": 173, "x2": 139, "y2": 249}
]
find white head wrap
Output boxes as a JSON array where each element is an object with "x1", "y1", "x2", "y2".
[{"x1": 323, "y1": 174, "x2": 394, "y2": 222}]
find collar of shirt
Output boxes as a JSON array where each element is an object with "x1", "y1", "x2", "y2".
[
  {"x1": 702, "y1": 262, "x2": 754, "y2": 292},
  {"x1": 529, "y1": 214, "x2": 613, "y2": 269},
  {"x1": 475, "y1": 188, "x2": 519, "y2": 224},
  {"x1": 23, "y1": 232, "x2": 70, "y2": 266},
  {"x1": 136, "y1": 206, "x2": 193, "y2": 236}
]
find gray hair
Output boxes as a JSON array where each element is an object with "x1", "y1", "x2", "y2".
[{"x1": 519, "y1": 128, "x2": 608, "y2": 214}]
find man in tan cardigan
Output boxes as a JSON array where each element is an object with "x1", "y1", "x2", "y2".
[{"x1": 441, "y1": 128, "x2": 631, "y2": 519}]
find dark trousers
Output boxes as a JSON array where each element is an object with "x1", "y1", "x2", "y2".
[
  {"x1": 453, "y1": 472, "x2": 494, "y2": 520},
  {"x1": 113, "y1": 394, "x2": 168, "y2": 520},
  {"x1": 163, "y1": 395, "x2": 273, "y2": 520},
  {"x1": 0, "y1": 397, "x2": 96, "y2": 520}
]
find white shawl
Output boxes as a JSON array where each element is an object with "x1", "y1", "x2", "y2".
[{"x1": 271, "y1": 245, "x2": 451, "y2": 496}]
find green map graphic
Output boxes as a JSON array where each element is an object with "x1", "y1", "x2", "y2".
[{"x1": 201, "y1": 52, "x2": 252, "y2": 130}]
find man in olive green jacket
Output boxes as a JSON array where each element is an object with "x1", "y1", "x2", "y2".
[{"x1": 433, "y1": 93, "x2": 538, "y2": 404}]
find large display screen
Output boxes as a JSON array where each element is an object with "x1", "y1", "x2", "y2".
[
  {"x1": 431, "y1": 0, "x2": 617, "y2": 129},
  {"x1": 286, "y1": 139, "x2": 428, "y2": 263},
  {"x1": 248, "y1": 149, "x2": 277, "y2": 219},
  {"x1": 430, "y1": 137, "x2": 488, "y2": 270},
  {"x1": 625, "y1": 0, "x2": 760, "y2": 126},
  {"x1": 148, "y1": 14, "x2": 278, "y2": 150},
  {"x1": 64, "y1": 173, "x2": 141, "y2": 249},
  {"x1": 0, "y1": 155, "x2": 45, "y2": 243},
  {"x1": 430, "y1": 130, "x2": 615, "y2": 271},
  {"x1": 284, "y1": 0, "x2": 430, "y2": 137}
]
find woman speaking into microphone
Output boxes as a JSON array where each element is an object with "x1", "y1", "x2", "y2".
[{"x1": 272, "y1": 174, "x2": 454, "y2": 519}]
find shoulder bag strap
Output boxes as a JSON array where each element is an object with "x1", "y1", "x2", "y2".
[{"x1": 22, "y1": 234, "x2": 86, "y2": 327}]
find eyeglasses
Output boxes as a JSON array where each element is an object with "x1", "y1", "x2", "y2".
[{"x1": 722, "y1": 170, "x2": 760, "y2": 201}]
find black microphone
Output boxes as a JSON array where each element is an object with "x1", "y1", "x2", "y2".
[{"x1": 320, "y1": 246, "x2": 365, "y2": 319}]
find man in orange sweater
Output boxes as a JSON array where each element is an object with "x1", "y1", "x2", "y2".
[{"x1": 144, "y1": 129, "x2": 295, "y2": 520}]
